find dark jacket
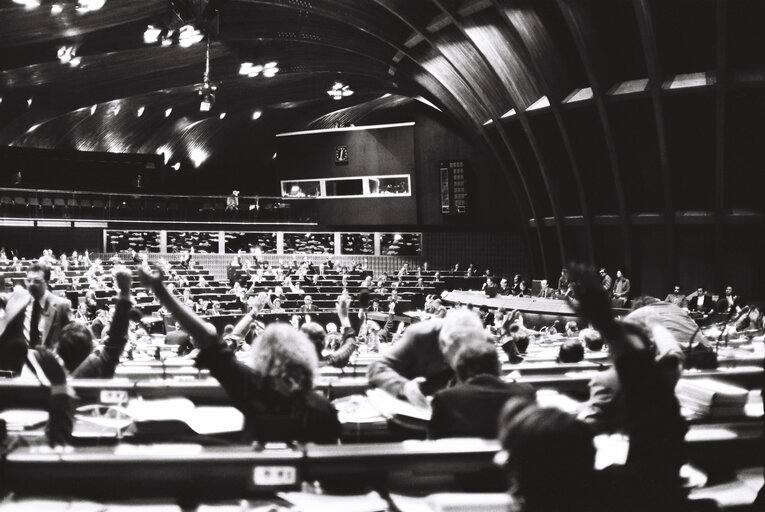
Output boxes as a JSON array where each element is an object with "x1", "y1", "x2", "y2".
[
  {"x1": 196, "y1": 342, "x2": 341, "y2": 444},
  {"x1": 0, "y1": 288, "x2": 73, "y2": 348},
  {"x1": 590, "y1": 351, "x2": 687, "y2": 512},
  {"x1": 320, "y1": 326, "x2": 358, "y2": 368},
  {"x1": 366, "y1": 319, "x2": 453, "y2": 398},
  {"x1": 429, "y1": 374, "x2": 535, "y2": 439}
]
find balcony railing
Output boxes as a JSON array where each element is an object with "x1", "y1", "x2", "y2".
[{"x1": 0, "y1": 188, "x2": 317, "y2": 224}]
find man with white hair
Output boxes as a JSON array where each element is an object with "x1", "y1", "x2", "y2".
[{"x1": 367, "y1": 309, "x2": 487, "y2": 406}]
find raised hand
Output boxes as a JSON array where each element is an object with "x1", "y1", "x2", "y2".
[
  {"x1": 137, "y1": 265, "x2": 164, "y2": 291},
  {"x1": 566, "y1": 264, "x2": 615, "y2": 335},
  {"x1": 112, "y1": 265, "x2": 133, "y2": 295}
]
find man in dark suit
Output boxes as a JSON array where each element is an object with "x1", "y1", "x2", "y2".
[
  {"x1": 686, "y1": 287, "x2": 715, "y2": 314},
  {"x1": 429, "y1": 342, "x2": 535, "y2": 439},
  {"x1": 715, "y1": 285, "x2": 741, "y2": 315},
  {"x1": 537, "y1": 279, "x2": 555, "y2": 298},
  {"x1": 0, "y1": 262, "x2": 73, "y2": 349}
]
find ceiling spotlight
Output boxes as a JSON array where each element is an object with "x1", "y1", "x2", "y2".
[
  {"x1": 161, "y1": 38, "x2": 172, "y2": 47},
  {"x1": 51, "y1": 3, "x2": 63, "y2": 14},
  {"x1": 76, "y1": 0, "x2": 105, "y2": 12},
  {"x1": 189, "y1": 147, "x2": 208, "y2": 168},
  {"x1": 165, "y1": 107, "x2": 172, "y2": 117},
  {"x1": 143, "y1": 24, "x2": 161, "y2": 44},
  {"x1": 219, "y1": 112, "x2": 226, "y2": 120},
  {"x1": 57, "y1": 45, "x2": 76, "y2": 64},
  {"x1": 199, "y1": 90, "x2": 214, "y2": 112},
  {"x1": 27, "y1": 97, "x2": 33, "y2": 107},
  {"x1": 327, "y1": 82, "x2": 353, "y2": 100},
  {"x1": 90, "y1": 104, "x2": 96, "y2": 114},
  {"x1": 251, "y1": 110, "x2": 262, "y2": 120},
  {"x1": 14, "y1": 0, "x2": 40, "y2": 10},
  {"x1": 137, "y1": 106, "x2": 145, "y2": 117},
  {"x1": 178, "y1": 24, "x2": 203, "y2": 48},
  {"x1": 69, "y1": 56, "x2": 81, "y2": 67},
  {"x1": 170, "y1": 162, "x2": 181, "y2": 171},
  {"x1": 240, "y1": 61, "x2": 278, "y2": 78}
]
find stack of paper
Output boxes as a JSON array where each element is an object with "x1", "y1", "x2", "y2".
[
  {"x1": 676, "y1": 378, "x2": 749, "y2": 418},
  {"x1": 332, "y1": 395, "x2": 388, "y2": 438},
  {"x1": 0, "y1": 409, "x2": 48, "y2": 431}
]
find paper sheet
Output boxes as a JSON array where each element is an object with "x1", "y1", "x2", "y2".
[
  {"x1": 366, "y1": 388, "x2": 432, "y2": 421},
  {"x1": 276, "y1": 492, "x2": 388, "y2": 512}
]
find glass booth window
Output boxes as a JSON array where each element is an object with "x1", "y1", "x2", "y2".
[
  {"x1": 380, "y1": 233, "x2": 421, "y2": 255},
  {"x1": 369, "y1": 176, "x2": 410, "y2": 195},
  {"x1": 283, "y1": 232, "x2": 334, "y2": 254}
]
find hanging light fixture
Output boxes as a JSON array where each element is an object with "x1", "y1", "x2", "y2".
[
  {"x1": 327, "y1": 82, "x2": 354, "y2": 100},
  {"x1": 198, "y1": 36, "x2": 217, "y2": 112}
]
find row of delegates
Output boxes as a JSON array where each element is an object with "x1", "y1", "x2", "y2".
[
  {"x1": 367, "y1": 267, "x2": 687, "y2": 512},
  {"x1": 137, "y1": 266, "x2": 342, "y2": 445},
  {"x1": 668, "y1": 284, "x2": 745, "y2": 315}
]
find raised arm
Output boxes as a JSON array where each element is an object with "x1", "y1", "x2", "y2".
[
  {"x1": 137, "y1": 266, "x2": 218, "y2": 350},
  {"x1": 71, "y1": 266, "x2": 133, "y2": 379}
]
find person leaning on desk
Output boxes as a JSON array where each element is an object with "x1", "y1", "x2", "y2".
[
  {"x1": 366, "y1": 308, "x2": 486, "y2": 407},
  {"x1": 137, "y1": 266, "x2": 341, "y2": 445}
]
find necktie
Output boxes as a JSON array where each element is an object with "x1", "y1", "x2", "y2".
[{"x1": 29, "y1": 299, "x2": 42, "y2": 347}]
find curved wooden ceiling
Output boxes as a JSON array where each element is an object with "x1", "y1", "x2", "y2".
[{"x1": 1, "y1": 0, "x2": 764, "y2": 279}]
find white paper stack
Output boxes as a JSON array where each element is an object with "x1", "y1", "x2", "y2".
[{"x1": 676, "y1": 378, "x2": 749, "y2": 418}]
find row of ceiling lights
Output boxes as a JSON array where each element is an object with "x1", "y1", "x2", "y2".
[
  {"x1": 13, "y1": 0, "x2": 105, "y2": 12},
  {"x1": 143, "y1": 24, "x2": 204, "y2": 48}
]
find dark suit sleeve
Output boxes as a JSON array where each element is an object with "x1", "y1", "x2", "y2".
[
  {"x1": 600, "y1": 351, "x2": 686, "y2": 505},
  {"x1": 427, "y1": 392, "x2": 453, "y2": 439},
  {"x1": 196, "y1": 340, "x2": 268, "y2": 414},
  {"x1": 71, "y1": 298, "x2": 130, "y2": 379},
  {"x1": 321, "y1": 326, "x2": 357, "y2": 368},
  {"x1": 366, "y1": 322, "x2": 431, "y2": 398}
]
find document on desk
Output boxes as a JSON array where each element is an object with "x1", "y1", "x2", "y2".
[
  {"x1": 276, "y1": 491, "x2": 388, "y2": 512},
  {"x1": 124, "y1": 398, "x2": 244, "y2": 435},
  {"x1": 366, "y1": 388, "x2": 432, "y2": 421},
  {"x1": 389, "y1": 493, "x2": 516, "y2": 512}
]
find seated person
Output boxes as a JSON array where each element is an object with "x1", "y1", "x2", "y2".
[
  {"x1": 516, "y1": 280, "x2": 531, "y2": 297},
  {"x1": 558, "y1": 339, "x2": 584, "y2": 363},
  {"x1": 482, "y1": 277, "x2": 498, "y2": 297},
  {"x1": 498, "y1": 267, "x2": 687, "y2": 512},
  {"x1": 270, "y1": 298, "x2": 286, "y2": 314},
  {"x1": 664, "y1": 285, "x2": 687, "y2": 308},
  {"x1": 138, "y1": 266, "x2": 341, "y2": 445},
  {"x1": 56, "y1": 267, "x2": 133, "y2": 379},
  {"x1": 537, "y1": 279, "x2": 555, "y2": 298},
  {"x1": 716, "y1": 285, "x2": 741, "y2": 315},
  {"x1": 299, "y1": 295, "x2": 317, "y2": 313},
  {"x1": 366, "y1": 309, "x2": 485, "y2": 406},
  {"x1": 429, "y1": 342, "x2": 535, "y2": 439},
  {"x1": 686, "y1": 287, "x2": 714, "y2": 314}
]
